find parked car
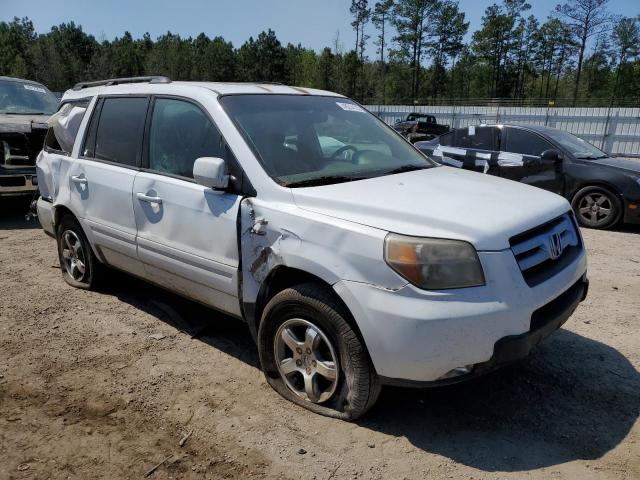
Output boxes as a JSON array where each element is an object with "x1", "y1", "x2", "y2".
[
  {"x1": 36, "y1": 77, "x2": 588, "y2": 419},
  {"x1": 0, "y1": 76, "x2": 58, "y2": 197},
  {"x1": 415, "y1": 124, "x2": 640, "y2": 229},
  {"x1": 392, "y1": 112, "x2": 450, "y2": 143}
]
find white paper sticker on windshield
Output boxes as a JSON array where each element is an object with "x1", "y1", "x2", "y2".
[
  {"x1": 24, "y1": 84, "x2": 47, "y2": 94},
  {"x1": 468, "y1": 125, "x2": 475, "y2": 136},
  {"x1": 336, "y1": 102, "x2": 365, "y2": 113}
]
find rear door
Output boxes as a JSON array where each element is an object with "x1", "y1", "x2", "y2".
[
  {"x1": 499, "y1": 126, "x2": 563, "y2": 194},
  {"x1": 434, "y1": 126, "x2": 500, "y2": 174},
  {"x1": 68, "y1": 96, "x2": 148, "y2": 276},
  {"x1": 132, "y1": 97, "x2": 243, "y2": 316}
]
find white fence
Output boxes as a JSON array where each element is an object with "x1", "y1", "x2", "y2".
[{"x1": 366, "y1": 104, "x2": 640, "y2": 157}]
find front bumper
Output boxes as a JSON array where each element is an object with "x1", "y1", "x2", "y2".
[
  {"x1": 0, "y1": 172, "x2": 38, "y2": 196},
  {"x1": 383, "y1": 275, "x2": 588, "y2": 387},
  {"x1": 334, "y1": 247, "x2": 588, "y2": 383},
  {"x1": 623, "y1": 195, "x2": 640, "y2": 225}
]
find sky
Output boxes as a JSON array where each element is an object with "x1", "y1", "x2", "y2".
[{"x1": 1, "y1": 0, "x2": 638, "y2": 52}]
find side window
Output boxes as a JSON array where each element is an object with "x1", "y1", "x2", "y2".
[
  {"x1": 453, "y1": 127, "x2": 496, "y2": 150},
  {"x1": 504, "y1": 128, "x2": 554, "y2": 156},
  {"x1": 91, "y1": 97, "x2": 148, "y2": 166},
  {"x1": 44, "y1": 101, "x2": 89, "y2": 155},
  {"x1": 148, "y1": 98, "x2": 222, "y2": 178}
]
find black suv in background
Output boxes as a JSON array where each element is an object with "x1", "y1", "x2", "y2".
[
  {"x1": 415, "y1": 124, "x2": 640, "y2": 229},
  {"x1": 0, "y1": 76, "x2": 58, "y2": 198}
]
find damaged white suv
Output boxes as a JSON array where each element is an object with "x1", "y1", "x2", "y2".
[{"x1": 37, "y1": 77, "x2": 588, "y2": 419}]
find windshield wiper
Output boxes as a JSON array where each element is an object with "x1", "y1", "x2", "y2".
[
  {"x1": 574, "y1": 154, "x2": 608, "y2": 160},
  {"x1": 384, "y1": 164, "x2": 430, "y2": 175},
  {"x1": 285, "y1": 175, "x2": 366, "y2": 188}
]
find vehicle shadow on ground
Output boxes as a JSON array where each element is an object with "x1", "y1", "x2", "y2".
[
  {"x1": 611, "y1": 223, "x2": 640, "y2": 235},
  {"x1": 0, "y1": 196, "x2": 40, "y2": 230},
  {"x1": 100, "y1": 270, "x2": 639, "y2": 473},
  {"x1": 359, "y1": 329, "x2": 640, "y2": 472}
]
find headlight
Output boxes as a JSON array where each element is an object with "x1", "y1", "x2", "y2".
[{"x1": 384, "y1": 234, "x2": 485, "y2": 289}]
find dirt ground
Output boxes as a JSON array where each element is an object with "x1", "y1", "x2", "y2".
[{"x1": 1, "y1": 196, "x2": 638, "y2": 480}]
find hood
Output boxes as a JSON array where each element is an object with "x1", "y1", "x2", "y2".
[
  {"x1": 0, "y1": 113, "x2": 50, "y2": 133},
  {"x1": 589, "y1": 156, "x2": 640, "y2": 175},
  {"x1": 292, "y1": 167, "x2": 570, "y2": 251}
]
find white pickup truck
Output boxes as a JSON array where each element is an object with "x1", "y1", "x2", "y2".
[{"x1": 36, "y1": 77, "x2": 588, "y2": 419}]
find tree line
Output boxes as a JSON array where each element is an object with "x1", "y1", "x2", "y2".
[{"x1": 0, "y1": 0, "x2": 638, "y2": 105}]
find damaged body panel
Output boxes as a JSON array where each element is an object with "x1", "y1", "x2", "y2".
[
  {"x1": 0, "y1": 77, "x2": 59, "y2": 197},
  {"x1": 239, "y1": 196, "x2": 406, "y2": 326},
  {"x1": 0, "y1": 113, "x2": 49, "y2": 195}
]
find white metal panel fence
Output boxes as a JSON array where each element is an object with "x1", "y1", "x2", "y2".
[{"x1": 366, "y1": 104, "x2": 640, "y2": 157}]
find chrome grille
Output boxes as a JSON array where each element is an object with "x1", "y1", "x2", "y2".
[{"x1": 510, "y1": 213, "x2": 581, "y2": 287}]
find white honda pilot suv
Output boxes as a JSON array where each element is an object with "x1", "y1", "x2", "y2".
[{"x1": 36, "y1": 77, "x2": 588, "y2": 419}]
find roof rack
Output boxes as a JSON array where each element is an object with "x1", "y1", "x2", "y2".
[{"x1": 72, "y1": 76, "x2": 172, "y2": 91}]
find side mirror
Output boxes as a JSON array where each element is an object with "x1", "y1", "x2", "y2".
[
  {"x1": 541, "y1": 149, "x2": 563, "y2": 164},
  {"x1": 193, "y1": 157, "x2": 229, "y2": 190}
]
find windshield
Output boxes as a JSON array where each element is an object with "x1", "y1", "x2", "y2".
[
  {"x1": 220, "y1": 95, "x2": 436, "y2": 187},
  {"x1": 545, "y1": 129, "x2": 608, "y2": 159},
  {"x1": 0, "y1": 79, "x2": 59, "y2": 115}
]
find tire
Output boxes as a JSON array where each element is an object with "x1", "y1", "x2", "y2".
[
  {"x1": 56, "y1": 215, "x2": 102, "y2": 289},
  {"x1": 258, "y1": 283, "x2": 381, "y2": 420},
  {"x1": 571, "y1": 186, "x2": 622, "y2": 230}
]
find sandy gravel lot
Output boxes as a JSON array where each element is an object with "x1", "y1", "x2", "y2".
[{"x1": 1, "y1": 196, "x2": 639, "y2": 480}]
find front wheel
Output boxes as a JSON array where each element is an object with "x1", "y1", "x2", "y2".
[
  {"x1": 258, "y1": 283, "x2": 380, "y2": 420},
  {"x1": 571, "y1": 186, "x2": 621, "y2": 229}
]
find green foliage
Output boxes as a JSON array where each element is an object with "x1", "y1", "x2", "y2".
[{"x1": 0, "y1": 2, "x2": 637, "y2": 105}]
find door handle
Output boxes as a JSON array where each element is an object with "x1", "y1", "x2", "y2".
[
  {"x1": 136, "y1": 192, "x2": 163, "y2": 204},
  {"x1": 71, "y1": 175, "x2": 88, "y2": 185}
]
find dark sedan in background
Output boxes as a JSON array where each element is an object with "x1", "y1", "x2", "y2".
[{"x1": 415, "y1": 124, "x2": 640, "y2": 229}]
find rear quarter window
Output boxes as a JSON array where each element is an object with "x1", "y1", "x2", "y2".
[
  {"x1": 44, "y1": 101, "x2": 89, "y2": 155},
  {"x1": 438, "y1": 132, "x2": 454, "y2": 146},
  {"x1": 454, "y1": 127, "x2": 496, "y2": 151}
]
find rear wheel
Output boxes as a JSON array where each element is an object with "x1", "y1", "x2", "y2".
[
  {"x1": 571, "y1": 186, "x2": 621, "y2": 229},
  {"x1": 258, "y1": 283, "x2": 380, "y2": 420},
  {"x1": 56, "y1": 215, "x2": 102, "y2": 289}
]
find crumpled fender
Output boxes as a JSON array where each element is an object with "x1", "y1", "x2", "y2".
[{"x1": 239, "y1": 196, "x2": 406, "y2": 315}]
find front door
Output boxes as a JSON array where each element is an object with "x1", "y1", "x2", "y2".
[
  {"x1": 132, "y1": 97, "x2": 242, "y2": 316},
  {"x1": 68, "y1": 96, "x2": 149, "y2": 277},
  {"x1": 499, "y1": 127, "x2": 564, "y2": 195}
]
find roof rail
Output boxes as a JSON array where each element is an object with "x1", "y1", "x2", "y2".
[
  {"x1": 72, "y1": 76, "x2": 172, "y2": 91},
  {"x1": 235, "y1": 81, "x2": 284, "y2": 86}
]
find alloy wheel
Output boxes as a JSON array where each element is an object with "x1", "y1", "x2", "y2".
[
  {"x1": 274, "y1": 318, "x2": 339, "y2": 404},
  {"x1": 60, "y1": 230, "x2": 87, "y2": 282},
  {"x1": 578, "y1": 192, "x2": 613, "y2": 226}
]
